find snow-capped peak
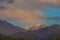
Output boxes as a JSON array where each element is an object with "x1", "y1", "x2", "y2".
[
  {"x1": 30, "y1": 24, "x2": 47, "y2": 30},
  {"x1": 23, "y1": 24, "x2": 47, "y2": 30}
]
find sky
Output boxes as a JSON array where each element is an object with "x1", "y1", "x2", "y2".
[{"x1": 0, "y1": 0, "x2": 60, "y2": 27}]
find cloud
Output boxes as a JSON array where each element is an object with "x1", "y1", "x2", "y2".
[
  {"x1": 0, "y1": 9, "x2": 44, "y2": 23},
  {"x1": 0, "y1": 0, "x2": 14, "y2": 3},
  {"x1": 0, "y1": 5, "x2": 6, "y2": 10},
  {"x1": 38, "y1": 0, "x2": 60, "y2": 5},
  {"x1": 0, "y1": 4, "x2": 44, "y2": 23},
  {"x1": 0, "y1": 0, "x2": 60, "y2": 25},
  {"x1": 6, "y1": 0, "x2": 14, "y2": 3},
  {"x1": 0, "y1": 0, "x2": 5, "y2": 2},
  {"x1": 0, "y1": 0, "x2": 45, "y2": 24},
  {"x1": 0, "y1": 0, "x2": 60, "y2": 10},
  {"x1": 13, "y1": 0, "x2": 46, "y2": 11}
]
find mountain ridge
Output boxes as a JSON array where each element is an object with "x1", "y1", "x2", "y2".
[
  {"x1": 0, "y1": 20, "x2": 25, "y2": 35},
  {"x1": 14, "y1": 24, "x2": 60, "y2": 40}
]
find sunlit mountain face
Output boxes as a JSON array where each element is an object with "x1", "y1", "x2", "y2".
[
  {"x1": 0, "y1": 0, "x2": 60, "y2": 27},
  {"x1": 23, "y1": 24, "x2": 47, "y2": 30}
]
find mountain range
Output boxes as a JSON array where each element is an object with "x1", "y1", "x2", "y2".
[
  {"x1": 0, "y1": 20, "x2": 60, "y2": 40},
  {"x1": 14, "y1": 24, "x2": 60, "y2": 40}
]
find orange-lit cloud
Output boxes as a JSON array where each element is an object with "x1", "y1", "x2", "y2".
[
  {"x1": 0, "y1": 5, "x2": 44, "y2": 23},
  {"x1": 0, "y1": 0, "x2": 60, "y2": 25},
  {"x1": 0, "y1": 0, "x2": 46, "y2": 24}
]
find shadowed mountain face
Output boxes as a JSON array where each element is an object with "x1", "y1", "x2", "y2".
[
  {"x1": 0, "y1": 20, "x2": 25, "y2": 35},
  {"x1": 14, "y1": 24, "x2": 60, "y2": 40}
]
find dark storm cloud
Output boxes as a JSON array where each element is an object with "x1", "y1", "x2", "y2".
[
  {"x1": 6, "y1": 0, "x2": 14, "y2": 3},
  {"x1": 0, "y1": 0, "x2": 5, "y2": 2},
  {"x1": 0, "y1": 0, "x2": 15, "y2": 10},
  {"x1": 0, "y1": 5, "x2": 6, "y2": 10},
  {"x1": 0, "y1": 0, "x2": 14, "y2": 3}
]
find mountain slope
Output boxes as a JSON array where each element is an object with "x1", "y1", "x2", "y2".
[
  {"x1": 14, "y1": 24, "x2": 60, "y2": 40},
  {"x1": 0, "y1": 20, "x2": 25, "y2": 35}
]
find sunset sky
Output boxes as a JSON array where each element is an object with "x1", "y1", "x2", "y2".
[{"x1": 0, "y1": 0, "x2": 60, "y2": 27}]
